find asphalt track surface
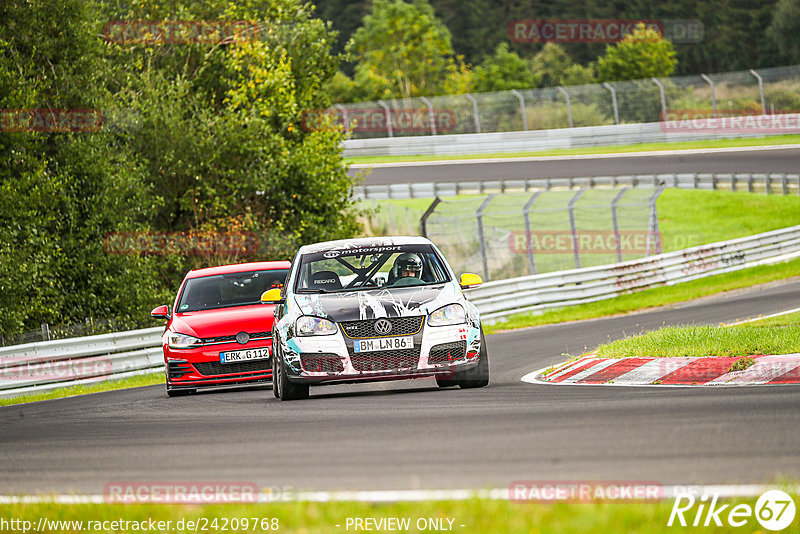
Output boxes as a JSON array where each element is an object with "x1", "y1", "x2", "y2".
[
  {"x1": 2, "y1": 279, "x2": 800, "y2": 494},
  {"x1": 352, "y1": 146, "x2": 800, "y2": 185}
]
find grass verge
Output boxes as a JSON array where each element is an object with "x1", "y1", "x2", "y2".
[
  {"x1": 590, "y1": 301, "x2": 800, "y2": 359},
  {"x1": 0, "y1": 373, "x2": 164, "y2": 408},
  {"x1": 346, "y1": 134, "x2": 800, "y2": 164},
  {"x1": 483, "y1": 257, "x2": 800, "y2": 335},
  {"x1": 0, "y1": 496, "x2": 789, "y2": 534}
]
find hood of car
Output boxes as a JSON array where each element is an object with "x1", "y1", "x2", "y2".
[
  {"x1": 171, "y1": 304, "x2": 275, "y2": 339},
  {"x1": 293, "y1": 284, "x2": 461, "y2": 323}
]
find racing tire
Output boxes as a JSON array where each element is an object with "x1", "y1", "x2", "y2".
[
  {"x1": 435, "y1": 375, "x2": 458, "y2": 388},
  {"x1": 274, "y1": 343, "x2": 309, "y2": 401},
  {"x1": 272, "y1": 348, "x2": 280, "y2": 399},
  {"x1": 455, "y1": 329, "x2": 489, "y2": 389}
]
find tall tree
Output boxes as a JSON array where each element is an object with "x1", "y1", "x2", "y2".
[
  {"x1": 596, "y1": 23, "x2": 678, "y2": 82},
  {"x1": 350, "y1": 0, "x2": 455, "y2": 99}
]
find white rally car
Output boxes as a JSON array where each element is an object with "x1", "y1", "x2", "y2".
[{"x1": 260, "y1": 236, "x2": 488, "y2": 400}]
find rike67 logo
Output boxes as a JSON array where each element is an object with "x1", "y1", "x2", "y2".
[{"x1": 668, "y1": 490, "x2": 796, "y2": 531}]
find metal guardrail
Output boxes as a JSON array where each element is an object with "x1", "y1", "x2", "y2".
[
  {"x1": 0, "y1": 327, "x2": 164, "y2": 399},
  {"x1": 2, "y1": 224, "x2": 799, "y2": 398},
  {"x1": 466, "y1": 225, "x2": 800, "y2": 322},
  {"x1": 354, "y1": 172, "x2": 800, "y2": 200},
  {"x1": 341, "y1": 116, "x2": 800, "y2": 157}
]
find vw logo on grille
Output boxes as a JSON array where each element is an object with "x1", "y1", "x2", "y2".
[
  {"x1": 374, "y1": 319, "x2": 392, "y2": 335},
  {"x1": 236, "y1": 331, "x2": 250, "y2": 345}
]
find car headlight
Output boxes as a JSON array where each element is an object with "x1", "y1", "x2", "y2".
[
  {"x1": 167, "y1": 331, "x2": 202, "y2": 349},
  {"x1": 296, "y1": 316, "x2": 338, "y2": 336},
  {"x1": 427, "y1": 304, "x2": 466, "y2": 327}
]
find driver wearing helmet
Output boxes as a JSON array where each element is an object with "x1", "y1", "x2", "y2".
[{"x1": 396, "y1": 253, "x2": 422, "y2": 279}]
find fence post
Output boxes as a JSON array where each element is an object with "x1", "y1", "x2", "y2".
[
  {"x1": 647, "y1": 186, "x2": 666, "y2": 255},
  {"x1": 568, "y1": 188, "x2": 586, "y2": 268},
  {"x1": 465, "y1": 94, "x2": 481, "y2": 133},
  {"x1": 523, "y1": 191, "x2": 542, "y2": 275},
  {"x1": 420, "y1": 96, "x2": 437, "y2": 135},
  {"x1": 377, "y1": 100, "x2": 393, "y2": 137},
  {"x1": 510, "y1": 89, "x2": 528, "y2": 131},
  {"x1": 477, "y1": 194, "x2": 496, "y2": 281},
  {"x1": 556, "y1": 86, "x2": 573, "y2": 128},
  {"x1": 334, "y1": 104, "x2": 350, "y2": 135},
  {"x1": 602, "y1": 83, "x2": 619, "y2": 125},
  {"x1": 41, "y1": 323, "x2": 51, "y2": 342},
  {"x1": 419, "y1": 197, "x2": 441, "y2": 237},
  {"x1": 611, "y1": 187, "x2": 629, "y2": 263},
  {"x1": 651, "y1": 78, "x2": 667, "y2": 120},
  {"x1": 700, "y1": 74, "x2": 718, "y2": 118},
  {"x1": 749, "y1": 69, "x2": 766, "y2": 115}
]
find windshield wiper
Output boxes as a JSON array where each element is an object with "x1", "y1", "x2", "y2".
[{"x1": 297, "y1": 288, "x2": 332, "y2": 294}]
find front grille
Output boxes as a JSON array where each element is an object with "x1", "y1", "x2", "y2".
[
  {"x1": 200, "y1": 331, "x2": 272, "y2": 345},
  {"x1": 340, "y1": 317, "x2": 423, "y2": 339},
  {"x1": 349, "y1": 348, "x2": 420, "y2": 372},
  {"x1": 168, "y1": 360, "x2": 193, "y2": 379},
  {"x1": 193, "y1": 359, "x2": 270, "y2": 376},
  {"x1": 428, "y1": 341, "x2": 467, "y2": 365},
  {"x1": 300, "y1": 353, "x2": 345, "y2": 373}
]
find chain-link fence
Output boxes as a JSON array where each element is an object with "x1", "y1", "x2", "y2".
[
  {"x1": 366, "y1": 188, "x2": 661, "y2": 281},
  {"x1": 326, "y1": 65, "x2": 800, "y2": 138}
]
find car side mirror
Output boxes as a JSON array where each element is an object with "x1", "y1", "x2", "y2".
[
  {"x1": 261, "y1": 288, "x2": 285, "y2": 304},
  {"x1": 151, "y1": 305, "x2": 170, "y2": 319},
  {"x1": 459, "y1": 273, "x2": 483, "y2": 289}
]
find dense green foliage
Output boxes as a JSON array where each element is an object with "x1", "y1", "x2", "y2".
[
  {"x1": 0, "y1": 0, "x2": 360, "y2": 339},
  {"x1": 314, "y1": 0, "x2": 785, "y2": 76}
]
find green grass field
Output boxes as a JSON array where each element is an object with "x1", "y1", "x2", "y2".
[
  {"x1": 346, "y1": 134, "x2": 800, "y2": 164},
  {"x1": 0, "y1": 373, "x2": 164, "y2": 407},
  {"x1": 1, "y1": 494, "x2": 795, "y2": 533}
]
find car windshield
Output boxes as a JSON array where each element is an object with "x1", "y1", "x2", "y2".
[
  {"x1": 177, "y1": 269, "x2": 289, "y2": 312},
  {"x1": 295, "y1": 244, "x2": 450, "y2": 293}
]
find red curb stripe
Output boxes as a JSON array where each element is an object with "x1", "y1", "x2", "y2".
[
  {"x1": 767, "y1": 364, "x2": 800, "y2": 384},
  {"x1": 578, "y1": 358, "x2": 653, "y2": 383},
  {"x1": 550, "y1": 359, "x2": 604, "y2": 383},
  {"x1": 544, "y1": 357, "x2": 591, "y2": 379},
  {"x1": 659, "y1": 357, "x2": 739, "y2": 385}
]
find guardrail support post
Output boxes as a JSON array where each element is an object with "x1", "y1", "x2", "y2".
[
  {"x1": 611, "y1": 187, "x2": 630, "y2": 263},
  {"x1": 41, "y1": 323, "x2": 50, "y2": 342},
  {"x1": 334, "y1": 104, "x2": 350, "y2": 135},
  {"x1": 377, "y1": 100, "x2": 393, "y2": 137},
  {"x1": 749, "y1": 69, "x2": 766, "y2": 115},
  {"x1": 602, "y1": 83, "x2": 620, "y2": 125},
  {"x1": 511, "y1": 89, "x2": 528, "y2": 131},
  {"x1": 477, "y1": 194, "x2": 496, "y2": 280},
  {"x1": 556, "y1": 86, "x2": 573, "y2": 128},
  {"x1": 651, "y1": 78, "x2": 667, "y2": 120},
  {"x1": 647, "y1": 186, "x2": 666, "y2": 255},
  {"x1": 700, "y1": 74, "x2": 718, "y2": 118},
  {"x1": 420, "y1": 96, "x2": 437, "y2": 135},
  {"x1": 568, "y1": 188, "x2": 586, "y2": 268},
  {"x1": 465, "y1": 93, "x2": 481, "y2": 133},
  {"x1": 419, "y1": 197, "x2": 441, "y2": 238},
  {"x1": 523, "y1": 191, "x2": 542, "y2": 274}
]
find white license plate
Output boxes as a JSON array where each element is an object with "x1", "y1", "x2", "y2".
[
  {"x1": 220, "y1": 347, "x2": 270, "y2": 363},
  {"x1": 353, "y1": 336, "x2": 414, "y2": 353}
]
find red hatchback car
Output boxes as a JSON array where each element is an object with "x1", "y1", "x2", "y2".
[{"x1": 151, "y1": 261, "x2": 290, "y2": 397}]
